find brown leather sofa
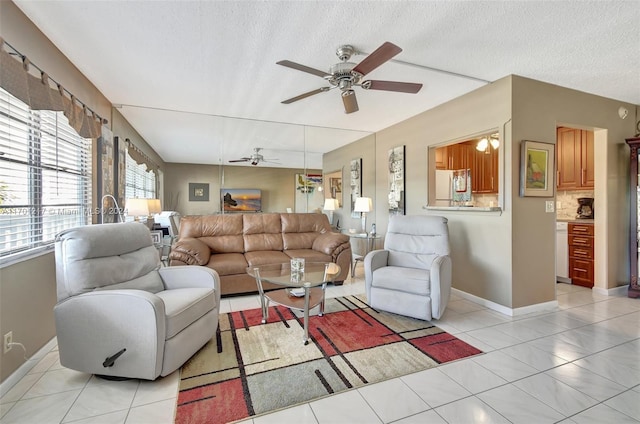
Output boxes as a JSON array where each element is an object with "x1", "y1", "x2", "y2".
[{"x1": 169, "y1": 213, "x2": 352, "y2": 296}]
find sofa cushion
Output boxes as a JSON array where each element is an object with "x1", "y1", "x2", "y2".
[
  {"x1": 284, "y1": 249, "x2": 332, "y2": 263},
  {"x1": 156, "y1": 288, "x2": 216, "y2": 339},
  {"x1": 206, "y1": 253, "x2": 248, "y2": 276},
  {"x1": 244, "y1": 251, "x2": 290, "y2": 267},
  {"x1": 243, "y1": 213, "x2": 284, "y2": 252},
  {"x1": 180, "y1": 215, "x2": 244, "y2": 253},
  {"x1": 371, "y1": 266, "x2": 431, "y2": 296}
]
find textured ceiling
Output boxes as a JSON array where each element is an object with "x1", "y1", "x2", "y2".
[{"x1": 13, "y1": 1, "x2": 640, "y2": 169}]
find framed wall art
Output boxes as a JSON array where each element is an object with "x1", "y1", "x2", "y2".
[
  {"x1": 189, "y1": 183, "x2": 210, "y2": 201},
  {"x1": 350, "y1": 158, "x2": 362, "y2": 218},
  {"x1": 520, "y1": 140, "x2": 555, "y2": 197},
  {"x1": 388, "y1": 145, "x2": 405, "y2": 215}
]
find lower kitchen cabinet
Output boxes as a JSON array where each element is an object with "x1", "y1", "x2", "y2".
[{"x1": 568, "y1": 222, "x2": 594, "y2": 288}]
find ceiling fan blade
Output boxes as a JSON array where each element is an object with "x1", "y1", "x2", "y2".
[
  {"x1": 281, "y1": 87, "x2": 329, "y2": 104},
  {"x1": 276, "y1": 60, "x2": 331, "y2": 78},
  {"x1": 351, "y1": 42, "x2": 402, "y2": 77},
  {"x1": 228, "y1": 158, "x2": 250, "y2": 162},
  {"x1": 342, "y1": 90, "x2": 359, "y2": 114},
  {"x1": 363, "y1": 80, "x2": 423, "y2": 93}
]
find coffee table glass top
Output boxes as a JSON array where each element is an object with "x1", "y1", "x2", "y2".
[{"x1": 246, "y1": 262, "x2": 340, "y2": 287}]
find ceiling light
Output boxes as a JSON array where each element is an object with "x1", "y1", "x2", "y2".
[
  {"x1": 476, "y1": 138, "x2": 489, "y2": 152},
  {"x1": 476, "y1": 134, "x2": 499, "y2": 152}
]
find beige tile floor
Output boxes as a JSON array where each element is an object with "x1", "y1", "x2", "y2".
[{"x1": 1, "y1": 271, "x2": 639, "y2": 423}]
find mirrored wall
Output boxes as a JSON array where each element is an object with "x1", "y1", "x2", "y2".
[{"x1": 112, "y1": 105, "x2": 373, "y2": 218}]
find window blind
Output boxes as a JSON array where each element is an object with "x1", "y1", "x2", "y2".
[
  {"x1": 0, "y1": 87, "x2": 92, "y2": 261},
  {"x1": 125, "y1": 152, "x2": 156, "y2": 201}
]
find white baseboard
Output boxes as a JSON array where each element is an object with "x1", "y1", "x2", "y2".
[
  {"x1": 452, "y1": 288, "x2": 558, "y2": 317},
  {"x1": 593, "y1": 284, "x2": 629, "y2": 297},
  {"x1": 0, "y1": 337, "x2": 57, "y2": 398}
]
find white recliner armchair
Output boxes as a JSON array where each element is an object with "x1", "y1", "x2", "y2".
[
  {"x1": 54, "y1": 222, "x2": 220, "y2": 380},
  {"x1": 364, "y1": 215, "x2": 452, "y2": 321}
]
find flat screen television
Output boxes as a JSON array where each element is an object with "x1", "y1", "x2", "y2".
[{"x1": 220, "y1": 189, "x2": 262, "y2": 212}]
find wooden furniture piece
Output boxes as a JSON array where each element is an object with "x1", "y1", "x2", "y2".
[
  {"x1": 626, "y1": 136, "x2": 640, "y2": 298},
  {"x1": 557, "y1": 127, "x2": 594, "y2": 190},
  {"x1": 568, "y1": 221, "x2": 594, "y2": 288}
]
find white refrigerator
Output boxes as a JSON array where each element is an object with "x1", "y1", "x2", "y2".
[{"x1": 435, "y1": 170, "x2": 454, "y2": 206}]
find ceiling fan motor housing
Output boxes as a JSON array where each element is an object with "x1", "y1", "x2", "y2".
[{"x1": 329, "y1": 62, "x2": 359, "y2": 90}]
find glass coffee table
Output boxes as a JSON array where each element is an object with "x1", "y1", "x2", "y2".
[{"x1": 247, "y1": 262, "x2": 341, "y2": 345}]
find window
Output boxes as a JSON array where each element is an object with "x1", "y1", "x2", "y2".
[
  {"x1": 0, "y1": 87, "x2": 92, "y2": 261},
  {"x1": 125, "y1": 152, "x2": 156, "y2": 200}
]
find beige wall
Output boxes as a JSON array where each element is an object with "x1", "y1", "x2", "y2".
[
  {"x1": 164, "y1": 163, "x2": 322, "y2": 216},
  {"x1": 511, "y1": 76, "x2": 636, "y2": 302},
  {"x1": 0, "y1": 253, "x2": 57, "y2": 382},
  {"x1": 328, "y1": 75, "x2": 637, "y2": 310}
]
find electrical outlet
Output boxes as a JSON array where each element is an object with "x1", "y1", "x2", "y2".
[
  {"x1": 3, "y1": 331, "x2": 12, "y2": 354},
  {"x1": 545, "y1": 200, "x2": 555, "y2": 213},
  {"x1": 556, "y1": 201, "x2": 562, "y2": 210}
]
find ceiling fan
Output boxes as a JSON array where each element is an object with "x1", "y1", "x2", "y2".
[
  {"x1": 228, "y1": 148, "x2": 280, "y2": 166},
  {"x1": 277, "y1": 42, "x2": 423, "y2": 114}
]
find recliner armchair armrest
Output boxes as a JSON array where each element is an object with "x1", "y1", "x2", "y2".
[
  {"x1": 169, "y1": 238, "x2": 211, "y2": 265},
  {"x1": 430, "y1": 255, "x2": 452, "y2": 319},
  {"x1": 159, "y1": 265, "x2": 221, "y2": 294},
  {"x1": 364, "y1": 249, "x2": 389, "y2": 285}
]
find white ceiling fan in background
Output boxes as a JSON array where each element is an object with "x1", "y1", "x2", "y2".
[{"x1": 228, "y1": 147, "x2": 280, "y2": 166}]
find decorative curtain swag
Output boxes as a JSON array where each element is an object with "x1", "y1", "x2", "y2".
[{"x1": 0, "y1": 37, "x2": 103, "y2": 139}]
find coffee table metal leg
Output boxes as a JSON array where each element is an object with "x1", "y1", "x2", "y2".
[{"x1": 303, "y1": 284, "x2": 310, "y2": 345}]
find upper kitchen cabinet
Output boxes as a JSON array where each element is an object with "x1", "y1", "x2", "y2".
[
  {"x1": 435, "y1": 143, "x2": 474, "y2": 170},
  {"x1": 435, "y1": 138, "x2": 499, "y2": 194},
  {"x1": 473, "y1": 146, "x2": 499, "y2": 193},
  {"x1": 556, "y1": 127, "x2": 594, "y2": 190}
]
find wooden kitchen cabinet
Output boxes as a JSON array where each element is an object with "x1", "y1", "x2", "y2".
[
  {"x1": 473, "y1": 147, "x2": 499, "y2": 193},
  {"x1": 435, "y1": 143, "x2": 473, "y2": 171},
  {"x1": 568, "y1": 222, "x2": 594, "y2": 288},
  {"x1": 557, "y1": 127, "x2": 594, "y2": 190},
  {"x1": 436, "y1": 141, "x2": 498, "y2": 193}
]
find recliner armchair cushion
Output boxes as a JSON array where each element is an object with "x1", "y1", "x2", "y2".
[{"x1": 156, "y1": 288, "x2": 216, "y2": 338}]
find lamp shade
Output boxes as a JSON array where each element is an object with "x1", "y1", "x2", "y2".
[
  {"x1": 354, "y1": 197, "x2": 372, "y2": 213},
  {"x1": 125, "y1": 198, "x2": 149, "y2": 217},
  {"x1": 147, "y1": 199, "x2": 162, "y2": 215},
  {"x1": 323, "y1": 198, "x2": 338, "y2": 211}
]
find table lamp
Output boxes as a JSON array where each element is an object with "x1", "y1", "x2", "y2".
[
  {"x1": 354, "y1": 197, "x2": 372, "y2": 233},
  {"x1": 125, "y1": 198, "x2": 149, "y2": 221},
  {"x1": 323, "y1": 198, "x2": 339, "y2": 225}
]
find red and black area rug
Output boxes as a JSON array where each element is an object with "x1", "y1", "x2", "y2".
[{"x1": 175, "y1": 294, "x2": 482, "y2": 424}]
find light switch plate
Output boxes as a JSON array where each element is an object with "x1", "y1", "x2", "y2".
[{"x1": 545, "y1": 200, "x2": 555, "y2": 213}]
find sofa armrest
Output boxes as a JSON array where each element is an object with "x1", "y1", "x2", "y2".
[
  {"x1": 429, "y1": 255, "x2": 452, "y2": 319},
  {"x1": 312, "y1": 232, "x2": 350, "y2": 256},
  {"x1": 159, "y1": 265, "x2": 221, "y2": 297},
  {"x1": 54, "y1": 290, "x2": 166, "y2": 380},
  {"x1": 169, "y1": 237, "x2": 211, "y2": 266}
]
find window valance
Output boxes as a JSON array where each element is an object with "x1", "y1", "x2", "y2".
[
  {"x1": 127, "y1": 140, "x2": 159, "y2": 174},
  {"x1": 0, "y1": 37, "x2": 103, "y2": 139}
]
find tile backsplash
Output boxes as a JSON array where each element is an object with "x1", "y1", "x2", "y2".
[{"x1": 556, "y1": 189, "x2": 595, "y2": 219}]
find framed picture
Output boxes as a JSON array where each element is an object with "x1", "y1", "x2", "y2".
[
  {"x1": 388, "y1": 145, "x2": 405, "y2": 215},
  {"x1": 520, "y1": 140, "x2": 555, "y2": 197},
  {"x1": 189, "y1": 182, "x2": 210, "y2": 201},
  {"x1": 350, "y1": 158, "x2": 362, "y2": 218},
  {"x1": 150, "y1": 230, "x2": 163, "y2": 245}
]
